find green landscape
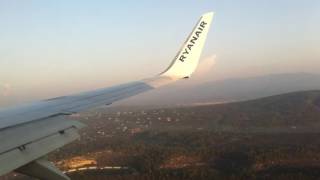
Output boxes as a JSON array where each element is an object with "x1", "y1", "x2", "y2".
[{"x1": 7, "y1": 90, "x2": 320, "y2": 180}]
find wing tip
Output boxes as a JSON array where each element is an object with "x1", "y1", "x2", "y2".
[
  {"x1": 145, "y1": 11, "x2": 215, "y2": 87},
  {"x1": 202, "y1": 11, "x2": 214, "y2": 18},
  {"x1": 201, "y1": 12, "x2": 214, "y2": 26},
  {"x1": 160, "y1": 11, "x2": 214, "y2": 79}
]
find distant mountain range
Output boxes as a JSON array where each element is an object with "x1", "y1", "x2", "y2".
[
  {"x1": 135, "y1": 90, "x2": 320, "y2": 131},
  {"x1": 178, "y1": 90, "x2": 320, "y2": 129},
  {"x1": 118, "y1": 73, "x2": 320, "y2": 106}
]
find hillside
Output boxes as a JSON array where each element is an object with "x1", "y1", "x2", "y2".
[
  {"x1": 5, "y1": 90, "x2": 320, "y2": 180},
  {"x1": 120, "y1": 73, "x2": 320, "y2": 106},
  {"x1": 171, "y1": 90, "x2": 320, "y2": 129},
  {"x1": 109, "y1": 90, "x2": 320, "y2": 132}
]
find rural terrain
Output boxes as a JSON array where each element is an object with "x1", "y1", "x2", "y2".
[{"x1": 2, "y1": 90, "x2": 320, "y2": 180}]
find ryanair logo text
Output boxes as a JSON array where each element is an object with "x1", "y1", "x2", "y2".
[{"x1": 178, "y1": 21, "x2": 207, "y2": 62}]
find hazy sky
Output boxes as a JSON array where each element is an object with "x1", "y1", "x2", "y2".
[{"x1": 0, "y1": 0, "x2": 320, "y2": 107}]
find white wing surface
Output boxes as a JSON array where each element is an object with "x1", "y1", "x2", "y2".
[{"x1": 0, "y1": 12, "x2": 214, "y2": 179}]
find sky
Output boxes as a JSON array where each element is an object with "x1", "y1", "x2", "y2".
[{"x1": 0, "y1": 0, "x2": 320, "y2": 107}]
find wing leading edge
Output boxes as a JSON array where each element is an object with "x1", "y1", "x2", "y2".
[{"x1": 0, "y1": 12, "x2": 214, "y2": 179}]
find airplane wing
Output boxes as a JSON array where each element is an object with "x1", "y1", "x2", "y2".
[{"x1": 0, "y1": 12, "x2": 214, "y2": 180}]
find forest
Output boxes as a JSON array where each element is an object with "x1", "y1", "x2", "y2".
[{"x1": 3, "y1": 90, "x2": 320, "y2": 180}]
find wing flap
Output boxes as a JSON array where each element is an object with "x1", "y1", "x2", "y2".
[
  {"x1": 0, "y1": 117, "x2": 84, "y2": 154},
  {"x1": 17, "y1": 158, "x2": 70, "y2": 180},
  {"x1": 0, "y1": 117, "x2": 85, "y2": 175}
]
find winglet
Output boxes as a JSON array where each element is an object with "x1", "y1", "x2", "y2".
[
  {"x1": 144, "y1": 12, "x2": 214, "y2": 88},
  {"x1": 160, "y1": 12, "x2": 214, "y2": 79}
]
